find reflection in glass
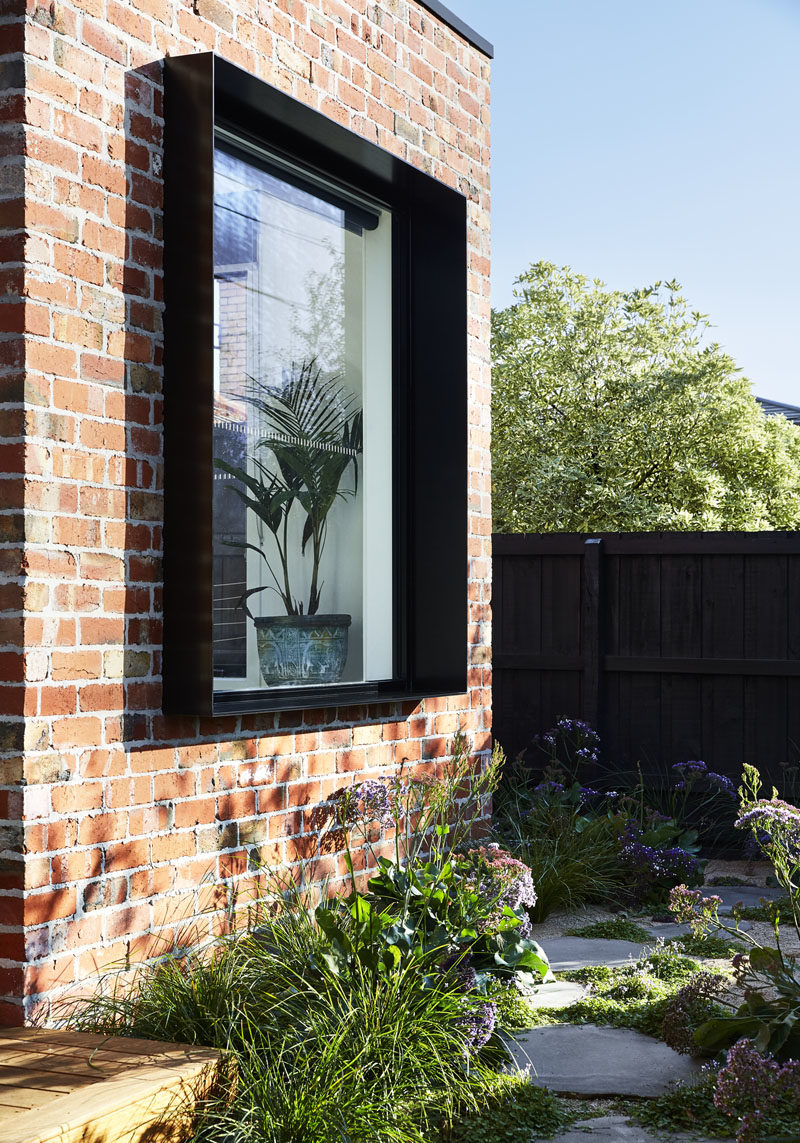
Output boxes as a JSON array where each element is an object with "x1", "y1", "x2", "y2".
[{"x1": 211, "y1": 137, "x2": 393, "y2": 690}]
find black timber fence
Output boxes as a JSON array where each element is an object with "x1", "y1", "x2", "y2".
[{"x1": 493, "y1": 532, "x2": 800, "y2": 787}]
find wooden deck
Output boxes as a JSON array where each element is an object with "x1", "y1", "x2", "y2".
[{"x1": 0, "y1": 1028, "x2": 220, "y2": 1143}]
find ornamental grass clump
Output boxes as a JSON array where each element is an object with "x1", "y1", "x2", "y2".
[
  {"x1": 73, "y1": 901, "x2": 502, "y2": 1143},
  {"x1": 496, "y1": 719, "x2": 735, "y2": 919},
  {"x1": 493, "y1": 727, "x2": 627, "y2": 921}
]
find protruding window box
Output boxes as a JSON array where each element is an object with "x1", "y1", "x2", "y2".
[{"x1": 163, "y1": 53, "x2": 467, "y2": 715}]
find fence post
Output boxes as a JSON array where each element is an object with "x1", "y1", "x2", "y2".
[{"x1": 582, "y1": 538, "x2": 604, "y2": 734}]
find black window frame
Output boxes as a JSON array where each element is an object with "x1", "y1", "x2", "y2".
[{"x1": 163, "y1": 52, "x2": 467, "y2": 716}]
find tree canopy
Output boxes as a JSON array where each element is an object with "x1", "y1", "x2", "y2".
[{"x1": 491, "y1": 263, "x2": 800, "y2": 533}]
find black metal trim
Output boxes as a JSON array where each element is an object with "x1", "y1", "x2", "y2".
[
  {"x1": 419, "y1": 1, "x2": 494, "y2": 58},
  {"x1": 163, "y1": 51, "x2": 216, "y2": 716},
  {"x1": 163, "y1": 53, "x2": 468, "y2": 716},
  {"x1": 211, "y1": 681, "x2": 464, "y2": 718}
]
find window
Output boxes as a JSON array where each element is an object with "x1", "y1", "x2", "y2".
[{"x1": 164, "y1": 53, "x2": 467, "y2": 715}]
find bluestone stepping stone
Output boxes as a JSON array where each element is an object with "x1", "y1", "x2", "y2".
[
  {"x1": 641, "y1": 921, "x2": 691, "y2": 940},
  {"x1": 646, "y1": 918, "x2": 752, "y2": 939},
  {"x1": 528, "y1": 980, "x2": 587, "y2": 1009},
  {"x1": 713, "y1": 884, "x2": 783, "y2": 915},
  {"x1": 507, "y1": 1024, "x2": 703, "y2": 1096},
  {"x1": 545, "y1": 937, "x2": 650, "y2": 971},
  {"x1": 552, "y1": 1115, "x2": 728, "y2": 1143}
]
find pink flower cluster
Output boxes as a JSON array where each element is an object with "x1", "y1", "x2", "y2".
[
  {"x1": 461, "y1": 843, "x2": 537, "y2": 935},
  {"x1": 668, "y1": 884, "x2": 722, "y2": 935}
]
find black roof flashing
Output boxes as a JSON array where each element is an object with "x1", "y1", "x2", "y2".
[{"x1": 420, "y1": 1, "x2": 493, "y2": 58}]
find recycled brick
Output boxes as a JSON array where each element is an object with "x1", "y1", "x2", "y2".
[{"x1": 4, "y1": 0, "x2": 493, "y2": 1026}]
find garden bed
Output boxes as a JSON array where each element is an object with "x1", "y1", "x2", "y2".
[{"x1": 61, "y1": 729, "x2": 800, "y2": 1142}]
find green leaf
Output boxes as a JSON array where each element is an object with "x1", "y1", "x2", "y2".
[
  {"x1": 349, "y1": 895, "x2": 372, "y2": 923},
  {"x1": 749, "y1": 946, "x2": 782, "y2": 973},
  {"x1": 693, "y1": 1015, "x2": 762, "y2": 1051}
]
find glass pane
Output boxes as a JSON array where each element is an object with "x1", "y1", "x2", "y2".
[{"x1": 211, "y1": 136, "x2": 393, "y2": 689}]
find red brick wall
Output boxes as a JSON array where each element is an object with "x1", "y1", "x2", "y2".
[{"x1": 0, "y1": 0, "x2": 491, "y2": 1023}]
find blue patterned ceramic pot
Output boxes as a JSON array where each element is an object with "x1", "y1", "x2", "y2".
[{"x1": 254, "y1": 614, "x2": 351, "y2": 685}]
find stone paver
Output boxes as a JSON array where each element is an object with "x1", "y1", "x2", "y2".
[
  {"x1": 515, "y1": 898, "x2": 753, "y2": 1135},
  {"x1": 545, "y1": 937, "x2": 651, "y2": 971},
  {"x1": 643, "y1": 918, "x2": 751, "y2": 940},
  {"x1": 713, "y1": 885, "x2": 783, "y2": 915},
  {"x1": 552, "y1": 1115, "x2": 727, "y2": 1143},
  {"x1": 507, "y1": 1024, "x2": 703, "y2": 1096},
  {"x1": 640, "y1": 921, "x2": 691, "y2": 940},
  {"x1": 528, "y1": 980, "x2": 587, "y2": 1009}
]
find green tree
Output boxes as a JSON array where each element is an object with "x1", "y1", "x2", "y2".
[{"x1": 491, "y1": 262, "x2": 800, "y2": 532}]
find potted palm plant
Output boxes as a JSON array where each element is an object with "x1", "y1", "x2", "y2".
[{"x1": 215, "y1": 359, "x2": 363, "y2": 686}]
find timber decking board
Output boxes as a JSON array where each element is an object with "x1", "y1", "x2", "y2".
[
  {"x1": 0, "y1": 1028, "x2": 203, "y2": 1056},
  {"x1": 0, "y1": 1029, "x2": 219, "y2": 1143}
]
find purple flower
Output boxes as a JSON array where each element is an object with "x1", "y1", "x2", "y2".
[
  {"x1": 337, "y1": 778, "x2": 395, "y2": 829},
  {"x1": 673, "y1": 760, "x2": 708, "y2": 777},
  {"x1": 736, "y1": 798, "x2": 800, "y2": 833},
  {"x1": 619, "y1": 826, "x2": 701, "y2": 902},
  {"x1": 440, "y1": 951, "x2": 478, "y2": 994},
  {"x1": 458, "y1": 1000, "x2": 497, "y2": 1051},
  {"x1": 735, "y1": 797, "x2": 800, "y2": 865},
  {"x1": 533, "y1": 780, "x2": 564, "y2": 796},
  {"x1": 555, "y1": 717, "x2": 599, "y2": 741},
  {"x1": 705, "y1": 771, "x2": 736, "y2": 796},
  {"x1": 714, "y1": 1039, "x2": 800, "y2": 1143}
]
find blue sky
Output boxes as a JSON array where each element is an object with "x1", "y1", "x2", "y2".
[{"x1": 453, "y1": 0, "x2": 800, "y2": 405}]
